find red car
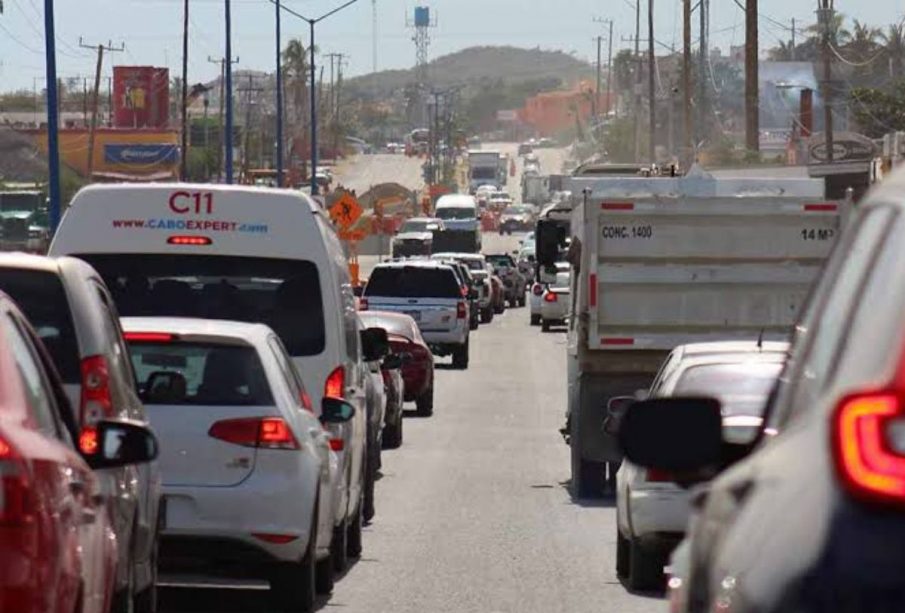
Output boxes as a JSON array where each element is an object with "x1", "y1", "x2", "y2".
[
  {"x1": 357, "y1": 311, "x2": 435, "y2": 417},
  {"x1": 0, "y1": 292, "x2": 158, "y2": 613}
]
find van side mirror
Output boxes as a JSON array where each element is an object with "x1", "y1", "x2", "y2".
[
  {"x1": 536, "y1": 219, "x2": 563, "y2": 266},
  {"x1": 81, "y1": 420, "x2": 159, "y2": 469},
  {"x1": 602, "y1": 396, "x2": 636, "y2": 435},
  {"x1": 361, "y1": 327, "x2": 390, "y2": 362},
  {"x1": 619, "y1": 397, "x2": 723, "y2": 474},
  {"x1": 321, "y1": 397, "x2": 356, "y2": 423}
]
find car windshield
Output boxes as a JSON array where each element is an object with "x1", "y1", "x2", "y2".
[
  {"x1": 77, "y1": 254, "x2": 325, "y2": 357},
  {"x1": 400, "y1": 220, "x2": 436, "y2": 233},
  {"x1": 471, "y1": 167, "x2": 497, "y2": 179},
  {"x1": 487, "y1": 255, "x2": 516, "y2": 268},
  {"x1": 128, "y1": 342, "x2": 274, "y2": 406},
  {"x1": 365, "y1": 266, "x2": 461, "y2": 298},
  {"x1": 674, "y1": 362, "x2": 783, "y2": 417},
  {"x1": 436, "y1": 207, "x2": 475, "y2": 220}
]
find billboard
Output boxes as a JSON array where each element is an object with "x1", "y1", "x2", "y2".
[
  {"x1": 104, "y1": 144, "x2": 179, "y2": 165},
  {"x1": 113, "y1": 66, "x2": 170, "y2": 129},
  {"x1": 414, "y1": 6, "x2": 430, "y2": 27}
]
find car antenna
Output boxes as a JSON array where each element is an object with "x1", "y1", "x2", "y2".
[{"x1": 757, "y1": 328, "x2": 765, "y2": 351}]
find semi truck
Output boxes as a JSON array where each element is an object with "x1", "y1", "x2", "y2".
[
  {"x1": 540, "y1": 167, "x2": 850, "y2": 497},
  {"x1": 468, "y1": 150, "x2": 503, "y2": 193}
]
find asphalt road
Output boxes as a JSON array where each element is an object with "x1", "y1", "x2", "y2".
[{"x1": 158, "y1": 231, "x2": 664, "y2": 613}]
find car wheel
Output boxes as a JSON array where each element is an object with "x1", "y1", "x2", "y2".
[
  {"x1": 494, "y1": 302, "x2": 505, "y2": 315},
  {"x1": 517, "y1": 294, "x2": 526, "y2": 307},
  {"x1": 616, "y1": 529, "x2": 630, "y2": 579},
  {"x1": 416, "y1": 384, "x2": 434, "y2": 417},
  {"x1": 346, "y1": 496, "x2": 363, "y2": 559},
  {"x1": 452, "y1": 338, "x2": 469, "y2": 369},
  {"x1": 383, "y1": 411, "x2": 403, "y2": 449},
  {"x1": 271, "y1": 510, "x2": 317, "y2": 612},
  {"x1": 134, "y1": 519, "x2": 159, "y2": 613},
  {"x1": 470, "y1": 315, "x2": 479, "y2": 331},
  {"x1": 481, "y1": 307, "x2": 493, "y2": 324},
  {"x1": 628, "y1": 538, "x2": 664, "y2": 592},
  {"x1": 110, "y1": 557, "x2": 136, "y2": 613},
  {"x1": 315, "y1": 553, "x2": 334, "y2": 595},
  {"x1": 530, "y1": 314, "x2": 541, "y2": 326},
  {"x1": 331, "y1": 516, "x2": 348, "y2": 573},
  {"x1": 541, "y1": 320, "x2": 551, "y2": 332},
  {"x1": 363, "y1": 446, "x2": 376, "y2": 523}
]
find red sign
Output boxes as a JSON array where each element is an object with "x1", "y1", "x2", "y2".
[{"x1": 113, "y1": 66, "x2": 170, "y2": 129}]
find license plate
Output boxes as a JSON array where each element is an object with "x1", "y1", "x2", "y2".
[{"x1": 404, "y1": 311, "x2": 421, "y2": 321}]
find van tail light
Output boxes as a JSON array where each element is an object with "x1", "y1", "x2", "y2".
[
  {"x1": 359, "y1": 298, "x2": 369, "y2": 311},
  {"x1": 544, "y1": 292, "x2": 558, "y2": 303},
  {"x1": 646, "y1": 468, "x2": 674, "y2": 483},
  {"x1": 0, "y1": 437, "x2": 34, "y2": 525},
  {"x1": 80, "y1": 355, "x2": 112, "y2": 424},
  {"x1": 325, "y1": 366, "x2": 345, "y2": 399},
  {"x1": 833, "y1": 392, "x2": 905, "y2": 503},
  {"x1": 209, "y1": 417, "x2": 299, "y2": 450},
  {"x1": 456, "y1": 301, "x2": 467, "y2": 319},
  {"x1": 532, "y1": 283, "x2": 544, "y2": 296}
]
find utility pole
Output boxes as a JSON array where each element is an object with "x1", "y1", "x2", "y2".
[
  {"x1": 606, "y1": 19, "x2": 614, "y2": 117},
  {"x1": 181, "y1": 0, "x2": 189, "y2": 180},
  {"x1": 208, "y1": 56, "x2": 237, "y2": 182},
  {"x1": 698, "y1": 0, "x2": 709, "y2": 144},
  {"x1": 647, "y1": 0, "x2": 655, "y2": 163},
  {"x1": 634, "y1": 0, "x2": 642, "y2": 161},
  {"x1": 595, "y1": 35, "x2": 602, "y2": 119},
  {"x1": 78, "y1": 38, "x2": 123, "y2": 181},
  {"x1": 791, "y1": 18, "x2": 796, "y2": 61},
  {"x1": 238, "y1": 74, "x2": 263, "y2": 179},
  {"x1": 683, "y1": 0, "x2": 693, "y2": 158},
  {"x1": 225, "y1": 0, "x2": 235, "y2": 183},
  {"x1": 43, "y1": 0, "x2": 62, "y2": 230},
  {"x1": 745, "y1": 0, "x2": 759, "y2": 152},
  {"x1": 372, "y1": 0, "x2": 378, "y2": 74},
  {"x1": 275, "y1": 0, "x2": 283, "y2": 186},
  {"x1": 818, "y1": 0, "x2": 835, "y2": 162}
]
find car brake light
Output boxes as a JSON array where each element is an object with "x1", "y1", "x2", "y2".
[
  {"x1": 209, "y1": 417, "x2": 299, "y2": 450},
  {"x1": 325, "y1": 366, "x2": 345, "y2": 399},
  {"x1": 359, "y1": 297, "x2": 369, "y2": 311},
  {"x1": 0, "y1": 437, "x2": 34, "y2": 525},
  {"x1": 833, "y1": 392, "x2": 905, "y2": 503},
  {"x1": 79, "y1": 426, "x2": 99, "y2": 455},
  {"x1": 532, "y1": 283, "x2": 544, "y2": 296},
  {"x1": 123, "y1": 331, "x2": 176, "y2": 343},
  {"x1": 456, "y1": 301, "x2": 467, "y2": 319},
  {"x1": 329, "y1": 438, "x2": 344, "y2": 451},
  {"x1": 167, "y1": 235, "x2": 212, "y2": 246},
  {"x1": 544, "y1": 292, "x2": 558, "y2": 303},
  {"x1": 80, "y1": 355, "x2": 112, "y2": 424},
  {"x1": 646, "y1": 468, "x2": 674, "y2": 482}
]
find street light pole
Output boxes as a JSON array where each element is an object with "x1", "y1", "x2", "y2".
[
  {"x1": 275, "y1": 0, "x2": 284, "y2": 187},
  {"x1": 43, "y1": 0, "x2": 62, "y2": 230},
  {"x1": 225, "y1": 0, "x2": 235, "y2": 183}
]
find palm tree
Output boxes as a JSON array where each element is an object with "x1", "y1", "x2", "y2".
[
  {"x1": 767, "y1": 41, "x2": 795, "y2": 61},
  {"x1": 282, "y1": 38, "x2": 310, "y2": 130},
  {"x1": 805, "y1": 13, "x2": 851, "y2": 47},
  {"x1": 845, "y1": 20, "x2": 882, "y2": 63},
  {"x1": 881, "y1": 24, "x2": 905, "y2": 79}
]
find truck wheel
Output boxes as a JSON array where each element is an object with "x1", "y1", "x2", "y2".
[
  {"x1": 570, "y1": 418, "x2": 607, "y2": 499},
  {"x1": 416, "y1": 384, "x2": 434, "y2": 417},
  {"x1": 452, "y1": 339, "x2": 469, "y2": 369},
  {"x1": 628, "y1": 538, "x2": 664, "y2": 592},
  {"x1": 530, "y1": 314, "x2": 541, "y2": 326}
]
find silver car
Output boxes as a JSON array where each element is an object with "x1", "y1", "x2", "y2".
[{"x1": 0, "y1": 254, "x2": 162, "y2": 613}]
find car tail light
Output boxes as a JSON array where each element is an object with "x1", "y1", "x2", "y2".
[
  {"x1": 532, "y1": 283, "x2": 544, "y2": 296},
  {"x1": 0, "y1": 437, "x2": 34, "y2": 525},
  {"x1": 325, "y1": 366, "x2": 345, "y2": 399},
  {"x1": 646, "y1": 468, "x2": 674, "y2": 483},
  {"x1": 329, "y1": 438, "x2": 344, "y2": 451},
  {"x1": 544, "y1": 292, "x2": 558, "y2": 303},
  {"x1": 359, "y1": 297, "x2": 369, "y2": 311},
  {"x1": 80, "y1": 355, "x2": 112, "y2": 424},
  {"x1": 167, "y1": 235, "x2": 212, "y2": 246},
  {"x1": 209, "y1": 417, "x2": 299, "y2": 450},
  {"x1": 833, "y1": 392, "x2": 905, "y2": 503},
  {"x1": 456, "y1": 302, "x2": 467, "y2": 319}
]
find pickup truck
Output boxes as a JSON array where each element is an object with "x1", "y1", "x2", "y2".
[{"x1": 545, "y1": 168, "x2": 850, "y2": 497}]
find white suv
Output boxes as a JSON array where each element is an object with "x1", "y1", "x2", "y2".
[{"x1": 361, "y1": 261, "x2": 471, "y2": 369}]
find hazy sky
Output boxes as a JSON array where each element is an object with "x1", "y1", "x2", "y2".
[{"x1": 0, "y1": 0, "x2": 902, "y2": 91}]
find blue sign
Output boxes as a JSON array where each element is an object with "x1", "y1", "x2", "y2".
[
  {"x1": 414, "y1": 6, "x2": 430, "y2": 27},
  {"x1": 104, "y1": 144, "x2": 179, "y2": 165}
]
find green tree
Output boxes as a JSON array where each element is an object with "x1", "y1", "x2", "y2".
[
  {"x1": 282, "y1": 38, "x2": 314, "y2": 143},
  {"x1": 882, "y1": 24, "x2": 905, "y2": 80},
  {"x1": 850, "y1": 82, "x2": 905, "y2": 137}
]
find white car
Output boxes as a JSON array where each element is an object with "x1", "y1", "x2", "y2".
[
  {"x1": 530, "y1": 262, "x2": 569, "y2": 326},
  {"x1": 539, "y1": 275, "x2": 570, "y2": 332},
  {"x1": 123, "y1": 317, "x2": 356, "y2": 610},
  {"x1": 615, "y1": 341, "x2": 789, "y2": 591}
]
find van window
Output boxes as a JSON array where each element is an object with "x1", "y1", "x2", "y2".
[
  {"x1": 79, "y1": 254, "x2": 325, "y2": 357},
  {"x1": 0, "y1": 269, "x2": 81, "y2": 383},
  {"x1": 365, "y1": 266, "x2": 461, "y2": 299},
  {"x1": 129, "y1": 342, "x2": 274, "y2": 406},
  {"x1": 436, "y1": 207, "x2": 476, "y2": 220}
]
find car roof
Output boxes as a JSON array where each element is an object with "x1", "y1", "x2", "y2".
[
  {"x1": 676, "y1": 340, "x2": 790, "y2": 357},
  {"x1": 405, "y1": 217, "x2": 441, "y2": 223},
  {"x1": 373, "y1": 260, "x2": 453, "y2": 270},
  {"x1": 0, "y1": 252, "x2": 80, "y2": 275},
  {"x1": 121, "y1": 316, "x2": 275, "y2": 345},
  {"x1": 436, "y1": 195, "x2": 477, "y2": 207},
  {"x1": 431, "y1": 252, "x2": 484, "y2": 261}
]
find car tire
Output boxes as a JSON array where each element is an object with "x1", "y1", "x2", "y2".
[
  {"x1": 570, "y1": 418, "x2": 607, "y2": 499},
  {"x1": 452, "y1": 338, "x2": 469, "y2": 370},
  {"x1": 541, "y1": 320, "x2": 551, "y2": 332},
  {"x1": 530, "y1": 314, "x2": 541, "y2": 326},
  {"x1": 470, "y1": 315, "x2": 479, "y2": 331},
  {"x1": 331, "y1": 516, "x2": 348, "y2": 573},
  {"x1": 628, "y1": 538, "x2": 664, "y2": 592},
  {"x1": 110, "y1": 557, "x2": 136, "y2": 613},
  {"x1": 134, "y1": 519, "x2": 159, "y2": 613},
  {"x1": 494, "y1": 302, "x2": 505, "y2": 315},
  {"x1": 383, "y1": 411, "x2": 403, "y2": 449},
  {"x1": 346, "y1": 497, "x2": 363, "y2": 559},
  {"x1": 480, "y1": 307, "x2": 493, "y2": 324},
  {"x1": 363, "y1": 446, "x2": 377, "y2": 523},
  {"x1": 616, "y1": 529, "x2": 630, "y2": 579},
  {"x1": 416, "y1": 384, "x2": 434, "y2": 417},
  {"x1": 271, "y1": 511, "x2": 317, "y2": 612},
  {"x1": 315, "y1": 553, "x2": 334, "y2": 595},
  {"x1": 517, "y1": 294, "x2": 526, "y2": 307}
]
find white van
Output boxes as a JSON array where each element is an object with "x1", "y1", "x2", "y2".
[
  {"x1": 433, "y1": 194, "x2": 482, "y2": 253},
  {"x1": 50, "y1": 183, "x2": 370, "y2": 560}
]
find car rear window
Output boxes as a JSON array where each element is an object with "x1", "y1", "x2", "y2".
[
  {"x1": 128, "y1": 342, "x2": 274, "y2": 406},
  {"x1": 436, "y1": 207, "x2": 476, "y2": 220},
  {"x1": 487, "y1": 255, "x2": 516, "y2": 268},
  {"x1": 365, "y1": 266, "x2": 460, "y2": 298},
  {"x1": 359, "y1": 313, "x2": 416, "y2": 341},
  {"x1": 0, "y1": 269, "x2": 81, "y2": 382},
  {"x1": 673, "y1": 362, "x2": 782, "y2": 417},
  {"x1": 77, "y1": 254, "x2": 325, "y2": 357}
]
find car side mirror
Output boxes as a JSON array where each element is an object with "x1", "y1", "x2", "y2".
[
  {"x1": 361, "y1": 326, "x2": 390, "y2": 362},
  {"x1": 602, "y1": 396, "x2": 636, "y2": 435},
  {"x1": 536, "y1": 219, "x2": 563, "y2": 266},
  {"x1": 382, "y1": 353, "x2": 403, "y2": 370},
  {"x1": 81, "y1": 420, "x2": 159, "y2": 469},
  {"x1": 321, "y1": 397, "x2": 356, "y2": 424},
  {"x1": 619, "y1": 397, "x2": 723, "y2": 476}
]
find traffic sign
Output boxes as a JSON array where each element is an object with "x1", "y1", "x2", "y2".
[
  {"x1": 329, "y1": 193, "x2": 363, "y2": 230},
  {"x1": 338, "y1": 228, "x2": 367, "y2": 242}
]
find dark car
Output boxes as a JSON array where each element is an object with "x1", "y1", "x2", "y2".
[
  {"x1": 486, "y1": 253, "x2": 526, "y2": 308},
  {"x1": 359, "y1": 311, "x2": 412, "y2": 447},
  {"x1": 619, "y1": 171, "x2": 905, "y2": 613}
]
